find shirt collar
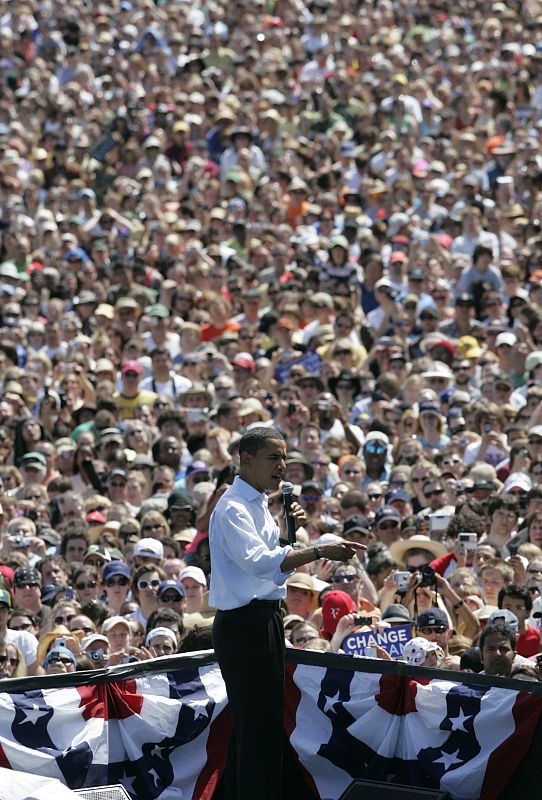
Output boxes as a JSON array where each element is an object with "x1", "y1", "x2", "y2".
[{"x1": 234, "y1": 475, "x2": 265, "y2": 503}]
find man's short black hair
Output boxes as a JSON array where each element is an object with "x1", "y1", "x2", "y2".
[
  {"x1": 498, "y1": 583, "x2": 533, "y2": 613},
  {"x1": 238, "y1": 427, "x2": 285, "y2": 456},
  {"x1": 479, "y1": 622, "x2": 516, "y2": 653}
]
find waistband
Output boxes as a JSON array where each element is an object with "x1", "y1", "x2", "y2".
[{"x1": 249, "y1": 599, "x2": 281, "y2": 609}]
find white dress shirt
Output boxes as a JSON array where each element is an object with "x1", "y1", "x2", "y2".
[{"x1": 209, "y1": 476, "x2": 293, "y2": 610}]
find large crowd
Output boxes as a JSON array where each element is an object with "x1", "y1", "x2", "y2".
[{"x1": 2, "y1": 0, "x2": 542, "y2": 681}]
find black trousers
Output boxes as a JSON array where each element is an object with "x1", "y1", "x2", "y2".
[{"x1": 213, "y1": 600, "x2": 285, "y2": 800}]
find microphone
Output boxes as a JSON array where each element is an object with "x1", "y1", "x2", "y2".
[{"x1": 282, "y1": 482, "x2": 297, "y2": 545}]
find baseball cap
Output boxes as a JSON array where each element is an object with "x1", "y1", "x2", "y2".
[
  {"x1": 145, "y1": 626, "x2": 178, "y2": 648},
  {"x1": 374, "y1": 506, "x2": 401, "y2": 526},
  {"x1": 386, "y1": 488, "x2": 411, "y2": 504},
  {"x1": 13, "y1": 566, "x2": 41, "y2": 587},
  {"x1": 146, "y1": 303, "x2": 170, "y2": 318},
  {"x1": 403, "y1": 637, "x2": 443, "y2": 667},
  {"x1": 342, "y1": 514, "x2": 371, "y2": 537},
  {"x1": 157, "y1": 580, "x2": 185, "y2": 598},
  {"x1": 417, "y1": 608, "x2": 448, "y2": 628},
  {"x1": 178, "y1": 566, "x2": 207, "y2": 586},
  {"x1": 44, "y1": 645, "x2": 76, "y2": 668},
  {"x1": 83, "y1": 545, "x2": 111, "y2": 564},
  {"x1": 321, "y1": 590, "x2": 357, "y2": 636},
  {"x1": 495, "y1": 332, "x2": 517, "y2": 348},
  {"x1": 102, "y1": 561, "x2": 131, "y2": 582},
  {"x1": 381, "y1": 604, "x2": 412, "y2": 624},
  {"x1": 231, "y1": 352, "x2": 255, "y2": 371},
  {"x1": 133, "y1": 538, "x2": 164, "y2": 560},
  {"x1": 81, "y1": 634, "x2": 109, "y2": 650},
  {"x1": 487, "y1": 609, "x2": 519, "y2": 633},
  {"x1": 121, "y1": 360, "x2": 143, "y2": 375},
  {"x1": 301, "y1": 480, "x2": 323, "y2": 495},
  {"x1": 102, "y1": 616, "x2": 131, "y2": 633},
  {"x1": 19, "y1": 451, "x2": 47, "y2": 468},
  {"x1": 186, "y1": 460, "x2": 210, "y2": 477},
  {"x1": 0, "y1": 589, "x2": 11, "y2": 608}
]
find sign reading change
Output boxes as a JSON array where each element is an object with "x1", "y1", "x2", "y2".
[{"x1": 342, "y1": 624, "x2": 413, "y2": 660}]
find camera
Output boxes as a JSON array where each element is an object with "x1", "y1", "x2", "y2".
[
  {"x1": 88, "y1": 648, "x2": 105, "y2": 662},
  {"x1": 458, "y1": 532, "x2": 477, "y2": 550},
  {"x1": 354, "y1": 616, "x2": 372, "y2": 626},
  {"x1": 419, "y1": 565, "x2": 436, "y2": 588},
  {"x1": 392, "y1": 571, "x2": 411, "y2": 591}
]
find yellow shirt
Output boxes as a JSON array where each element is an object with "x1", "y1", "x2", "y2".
[{"x1": 114, "y1": 390, "x2": 158, "y2": 420}]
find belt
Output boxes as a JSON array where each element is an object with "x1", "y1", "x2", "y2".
[{"x1": 249, "y1": 599, "x2": 281, "y2": 609}]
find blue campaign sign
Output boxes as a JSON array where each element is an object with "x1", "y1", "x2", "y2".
[
  {"x1": 274, "y1": 350, "x2": 322, "y2": 384},
  {"x1": 342, "y1": 624, "x2": 413, "y2": 660}
]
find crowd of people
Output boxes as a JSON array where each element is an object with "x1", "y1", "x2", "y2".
[{"x1": 2, "y1": 0, "x2": 542, "y2": 681}]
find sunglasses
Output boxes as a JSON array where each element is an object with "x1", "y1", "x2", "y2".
[
  {"x1": 368, "y1": 493, "x2": 383, "y2": 500},
  {"x1": 54, "y1": 614, "x2": 75, "y2": 625},
  {"x1": 143, "y1": 523, "x2": 164, "y2": 531},
  {"x1": 106, "y1": 577, "x2": 130, "y2": 587},
  {"x1": 377, "y1": 521, "x2": 399, "y2": 530},
  {"x1": 365, "y1": 444, "x2": 386, "y2": 455},
  {"x1": 333, "y1": 574, "x2": 357, "y2": 583},
  {"x1": 76, "y1": 581, "x2": 97, "y2": 591},
  {"x1": 419, "y1": 625, "x2": 447, "y2": 634},
  {"x1": 0, "y1": 655, "x2": 19, "y2": 667},
  {"x1": 48, "y1": 656, "x2": 72, "y2": 665},
  {"x1": 138, "y1": 579, "x2": 160, "y2": 590},
  {"x1": 161, "y1": 593, "x2": 183, "y2": 602},
  {"x1": 123, "y1": 371, "x2": 139, "y2": 378},
  {"x1": 424, "y1": 488, "x2": 444, "y2": 497},
  {"x1": 16, "y1": 582, "x2": 40, "y2": 590}
]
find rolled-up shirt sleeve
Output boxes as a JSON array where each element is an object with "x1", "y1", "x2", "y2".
[{"x1": 224, "y1": 503, "x2": 292, "y2": 585}]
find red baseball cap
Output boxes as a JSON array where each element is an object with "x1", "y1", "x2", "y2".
[
  {"x1": 231, "y1": 352, "x2": 255, "y2": 371},
  {"x1": 321, "y1": 590, "x2": 357, "y2": 637},
  {"x1": 121, "y1": 360, "x2": 143, "y2": 375}
]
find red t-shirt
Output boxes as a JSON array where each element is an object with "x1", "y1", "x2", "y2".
[{"x1": 517, "y1": 626, "x2": 541, "y2": 658}]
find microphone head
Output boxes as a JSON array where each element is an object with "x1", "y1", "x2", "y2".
[{"x1": 281, "y1": 481, "x2": 294, "y2": 496}]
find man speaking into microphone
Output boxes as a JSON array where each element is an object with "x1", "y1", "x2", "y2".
[{"x1": 209, "y1": 427, "x2": 365, "y2": 800}]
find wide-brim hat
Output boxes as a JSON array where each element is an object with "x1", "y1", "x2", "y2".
[
  {"x1": 36, "y1": 626, "x2": 71, "y2": 666},
  {"x1": 389, "y1": 535, "x2": 447, "y2": 567},
  {"x1": 285, "y1": 452, "x2": 314, "y2": 480}
]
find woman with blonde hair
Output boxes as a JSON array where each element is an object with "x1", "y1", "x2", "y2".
[
  {"x1": 139, "y1": 510, "x2": 171, "y2": 539},
  {"x1": 0, "y1": 640, "x2": 26, "y2": 679}
]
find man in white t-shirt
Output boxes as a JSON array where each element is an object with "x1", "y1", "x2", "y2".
[{"x1": 140, "y1": 347, "x2": 191, "y2": 402}]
